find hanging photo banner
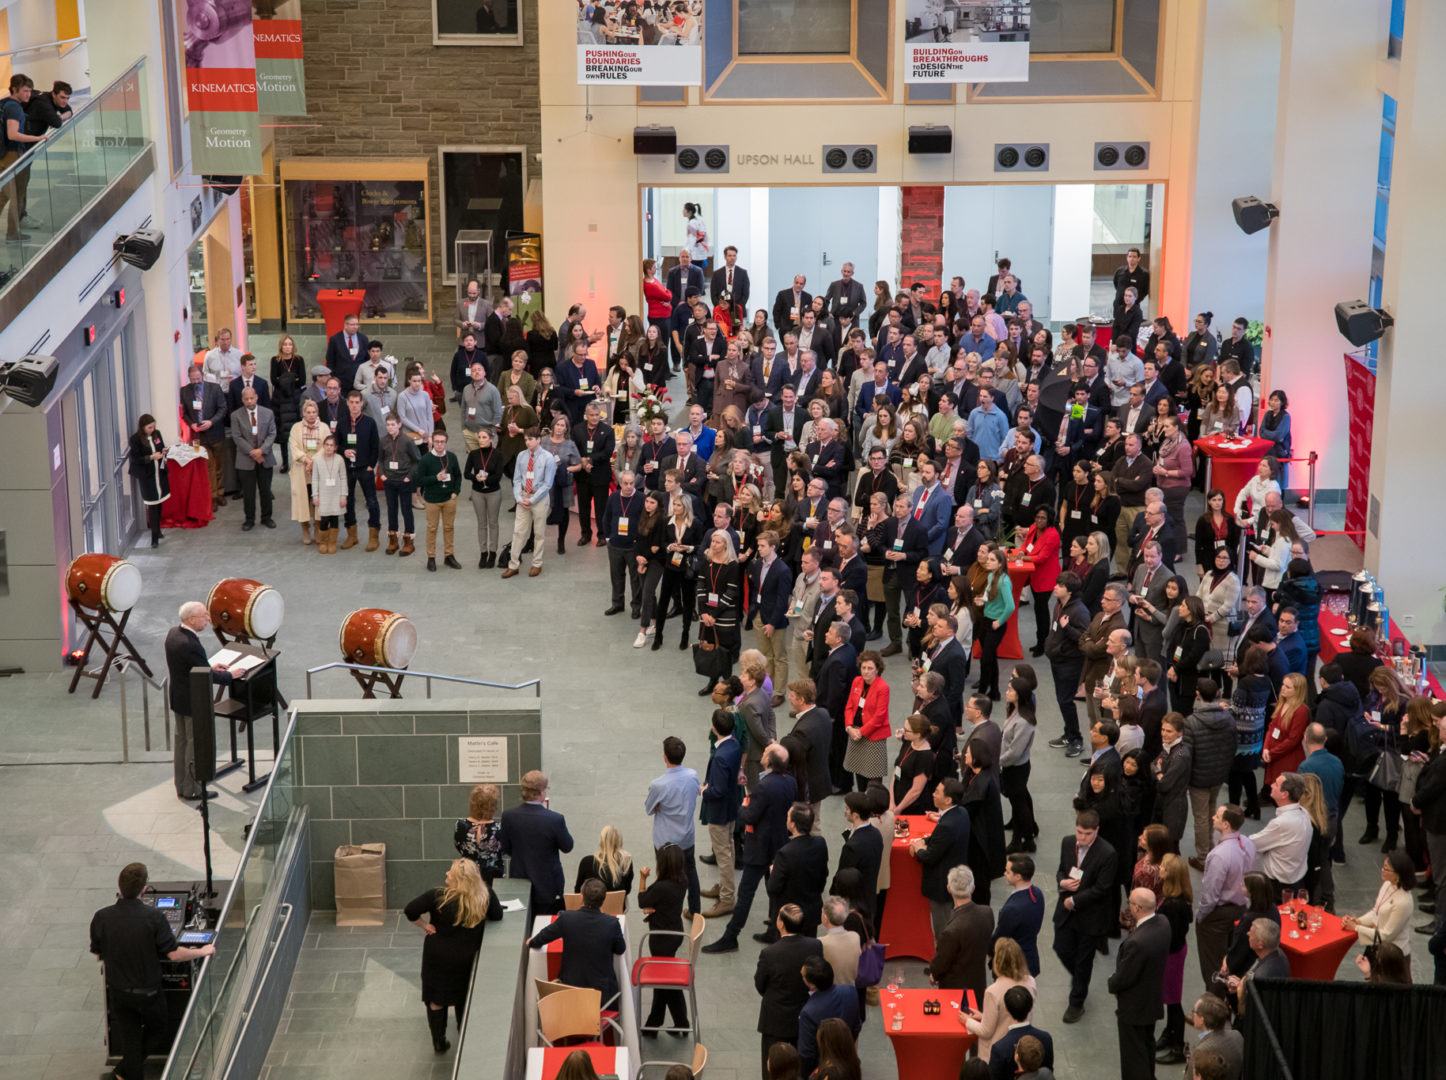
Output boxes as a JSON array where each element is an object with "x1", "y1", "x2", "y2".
[
  {"x1": 506, "y1": 232, "x2": 544, "y2": 325},
  {"x1": 183, "y1": 0, "x2": 262, "y2": 173},
  {"x1": 253, "y1": 1, "x2": 307, "y2": 116},
  {"x1": 904, "y1": 0, "x2": 1032, "y2": 84},
  {"x1": 576, "y1": 0, "x2": 702, "y2": 85}
]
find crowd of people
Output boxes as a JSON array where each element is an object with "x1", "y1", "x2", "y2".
[{"x1": 172, "y1": 244, "x2": 1446, "y2": 1079}]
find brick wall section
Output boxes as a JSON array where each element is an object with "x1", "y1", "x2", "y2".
[
  {"x1": 274, "y1": 0, "x2": 543, "y2": 326},
  {"x1": 900, "y1": 185, "x2": 945, "y2": 297}
]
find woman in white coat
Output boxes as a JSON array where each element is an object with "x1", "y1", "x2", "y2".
[
  {"x1": 287, "y1": 398, "x2": 328, "y2": 544},
  {"x1": 1248, "y1": 509, "x2": 1296, "y2": 598},
  {"x1": 1196, "y1": 545, "x2": 1242, "y2": 651},
  {"x1": 1341, "y1": 848, "x2": 1416, "y2": 957},
  {"x1": 961, "y1": 937, "x2": 1036, "y2": 1059}
]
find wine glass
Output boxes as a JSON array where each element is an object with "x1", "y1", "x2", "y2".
[
  {"x1": 1280, "y1": 888, "x2": 1294, "y2": 914},
  {"x1": 1297, "y1": 888, "x2": 1310, "y2": 910}
]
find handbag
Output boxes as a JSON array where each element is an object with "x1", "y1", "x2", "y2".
[
  {"x1": 1369, "y1": 749, "x2": 1403, "y2": 792},
  {"x1": 692, "y1": 629, "x2": 730, "y2": 681},
  {"x1": 856, "y1": 940, "x2": 886, "y2": 988},
  {"x1": 1398, "y1": 756, "x2": 1425, "y2": 804}
]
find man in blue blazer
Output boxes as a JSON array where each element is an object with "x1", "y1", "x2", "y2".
[
  {"x1": 704, "y1": 744, "x2": 797, "y2": 953},
  {"x1": 993, "y1": 852, "x2": 1046, "y2": 976},
  {"x1": 988, "y1": 985, "x2": 1054, "y2": 1080},
  {"x1": 527, "y1": 879, "x2": 626, "y2": 1003},
  {"x1": 667, "y1": 250, "x2": 706, "y2": 309},
  {"x1": 751, "y1": 532, "x2": 795, "y2": 698},
  {"x1": 908, "y1": 459, "x2": 954, "y2": 555},
  {"x1": 700, "y1": 711, "x2": 743, "y2": 913},
  {"x1": 501, "y1": 770, "x2": 575, "y2": 914},
  {"x1": 797, "y1": 954, "x2": 861, "y2": 1075}
]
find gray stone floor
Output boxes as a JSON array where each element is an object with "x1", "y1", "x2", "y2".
[{"x1": 0, "y1": 348, "x2": 1421, "y2": 1080}]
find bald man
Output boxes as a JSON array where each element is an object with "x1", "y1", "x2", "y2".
[
  {"x1": 1108, "y1": 887, "x2": 1171, "y2": 1079},
  {"x1": 164, "y1": 603, "x2": 235, "y2": 801}
]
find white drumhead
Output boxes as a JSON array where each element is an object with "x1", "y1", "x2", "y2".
[
  {"x1": 381, "y1": 617, "x2": 417, "y2": 669},
  {"x1": 248, "y1": 587, "x2": 285, "y2": 639},
  {"x1": 104, "y1": 561, "x2": 143, "y2": 612}
]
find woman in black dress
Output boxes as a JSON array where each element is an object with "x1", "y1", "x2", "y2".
[
  {"x1": 890, "y1": 713, "x2": 936, "y2": 815},
  {"x1": 573, "y1": 824, "x2": 635, "y2": 905},
  {"x1": 269, "y1": 335, "x2": 305, "y2": 472},
  {"x1": 959, "y1": 741, "x2": 1006, "y2": 905},
  {"x1": 695, "y1": 529, "x2": 743, "y2": 692},
  {"x1": 637, "y1": 842, "x2": 690, "y2": 1034},
  {"x1": 128, "y1": 414, "x2": 170, "y2": 547},
  {"x1": 404, "y1": 858, "x2": 489, "y2": 1054}
]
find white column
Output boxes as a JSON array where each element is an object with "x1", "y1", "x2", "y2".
[
  {"x1": 1364, "y1": 0, "x2": 1446, "y2": 645},
  {"x1": 1187, "y1": 0, "x2": 1281, "y2": 323},
  {"x1": 876, "y1": 186, "x2": 901, "y2": 293},
  {"x1": 748, "y1": 187, "x2": 770, "y2": 311},
  {"x1": 1259, "y1": 0, "x2": 1382, "y2": 490},
  {"x1": 1049, "y1": 184, "x2": 1094, "y2": 323}
]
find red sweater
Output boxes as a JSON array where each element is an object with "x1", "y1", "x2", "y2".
[{"x1": 644, "y1": 278, "x2": 674, "y2": 320}]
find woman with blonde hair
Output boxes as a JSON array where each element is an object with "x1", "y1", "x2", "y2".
[
  {"x1": 288, "y1": 398, "x2": 327, "y2": 543},
  {"x1": 573, "y1": 824, "x2": 635, "y2": 904},
  {"x1": 1155, "y1": 854, "x2": 1195, "y2": 1064},
  {"x1": 1262, "y1": 672, "x2": 1310, "y2": 786},
  {"x1": 405, "y1": 858, "x2": 489, "y2": 1053},
  {"x1": 961, "y1": 937, "x2": 1036, "y2": 1058}
]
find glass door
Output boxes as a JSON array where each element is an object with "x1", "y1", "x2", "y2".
[{"x1": 73, "y1": 316, "x2": 142, "y2": 556}]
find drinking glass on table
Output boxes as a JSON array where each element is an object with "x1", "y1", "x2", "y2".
[
  {"x1": 1281, "y1": 888, "x2": 1294, "y2": 913},
  {"x1": 1297, "y1": 888, "x2": 1310, "y2": 909}
]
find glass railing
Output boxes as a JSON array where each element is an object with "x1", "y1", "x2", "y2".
[
  {"x1": 162, "y1": 709, "x2": 305, "y2": 1079},
  {"x1": 0, "y1": 57, "x2": 147, "y2": 290}
]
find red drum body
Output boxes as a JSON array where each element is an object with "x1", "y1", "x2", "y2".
[
  {"x1": 339, "y1": 608, "x2": 417, "y2": 669},
  {"x1": 65, "y1": 554, "x2": 142, "y2": 612},
  {"x1": 207, "y1": 578, "x2": 285, "y2": 640}
]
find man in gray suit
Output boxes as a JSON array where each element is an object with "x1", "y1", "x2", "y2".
[
  {"x1": 230, "y1": 386, "x2": 277, "y2": 531},
  {"x1": 455, "y1": 278, "x2": 492, "y2": 340},
  {"x1": 1127, "y1": 540, "x2": 1172, "y2": 662},
  {"x1": 180, "y1": 366, "x2": 228, "y2": 509}
]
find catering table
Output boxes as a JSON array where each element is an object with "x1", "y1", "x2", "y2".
[
  {"x1": 881, "y1": 815, "x2": 937, "y2": 961},
  {"x1": 880, "y1": 987, "x2": 977, "y2": 1080},
  {"x1": 1091, "y1": 324, "x2": 1113, "y2": 353},
  {"x1": 1195, "y1": 434, "x2": 1274, "y2": 510},
  {"x1": 316, "y1": 288, "x2": 367, "y2": 336},
  {"x1": 972, "y1": 556, "x2": 1034, "y2": 662},
  {"x1": 525, "y1": 914, "x2": 640, "y2": 1069},
  {"x1": 1316, "y1": 609, "x2": 1444, "y2": 696},
  {"x1": 1275, "y1": 904, "x2": 1357, "y2": 981},
  {"x1": 525, "y1": 1045, "x2": 630, "y2": 1080},
  {"x1": 160, "y1": 453, "x2": 214, "y2": 529}
]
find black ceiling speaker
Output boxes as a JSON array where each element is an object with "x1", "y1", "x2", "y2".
[
  {"x1": 1335, "y1": 300, "x2": 1394, "y2": 348},
  {"x1": 0, "y1": 355, "x2": 59, "y2": 408},
  {"x1": 851, "y1": 147, "x2": 875, "y2": 170},
  {"x1": 908, "y1": 125, "x2": 953, "y2": 155},
  {"x1": 822, "y1": 145, "x2": 877, "y2": 174},
  {"x1": 703, "y1": 147, "x2": 727, "y2": 170},
  {"x1": 1232, "y1": 196, "x2": 1279, "y2": 235},
  {"x1": 825, "y1": 147, "x2": 848, "y2": 170},
  {"x1": 1023, "y1": 146, "x2": 1047, "y2": 168},
  {"x1": 633, "y1": 126, "x2": 677, "y2": 155},
  {"x1": 674, "y1": 145, "x2": 728, "y2": 174},
  {"x1": 113, "y1": 228, "x2": 165, "y2": 271},
  {"x1": 996, "y1": 143, "x2": 1048, "y2": 172},
  {"x1": 1095, "y1": 142, "x2": 1150, "y2": 170},
  {"x1": 676, "y1": 147, "x2": 700, "y2": 170},
  {"x1": 203, "y1": 175, "x2": 243, "y2": 195},
  {"x1": 997, "y1": 146, "x2": 1019, "y2": 169}
]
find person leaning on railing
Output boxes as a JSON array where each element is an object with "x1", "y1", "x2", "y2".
[{"x1": 0, "y1": 74, "x2": 50, "y2": 242}]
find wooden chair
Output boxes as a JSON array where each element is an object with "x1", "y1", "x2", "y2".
[
  {"x1": 562, "y1": 890, "x2": 626, "y2": 915},
  {"x1": 636, "y1": 1042, "x2": 708, "y2": 1079},
  {"x1": 534, "y1": 977, "x2": 571, "y2": 1001},
  {"x1": 631, "y1": 912, "x2": 706, "y2": 1037},
  {"x1": 537, "y1": 986, "x2": 604, "y2": 1047}
]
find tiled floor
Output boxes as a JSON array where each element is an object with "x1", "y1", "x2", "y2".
[{"x1": 0, "y1": 338, "x2": 1421, "y2": 1080}]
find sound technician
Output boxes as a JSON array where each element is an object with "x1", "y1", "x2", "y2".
[{"x1": 89, "y1": 862, "x2": 216, "y2": 1080}]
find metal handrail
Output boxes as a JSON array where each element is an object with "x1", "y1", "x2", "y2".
[
  {"x1": 222, "y1": 901, "x2": 294, "y2": 1078},
  {"x1": 114, "y1": 657, "x2": 170, "y2": 762},
  {"x1": 303, "y1": 661, "x2": 542, "y2": 699},
  {"x1": 173, "y1": 902, "x2": 264, "y2": 1080},
  {"x1": 0, "y1": 35, "x2": 85, "y2": 59}
]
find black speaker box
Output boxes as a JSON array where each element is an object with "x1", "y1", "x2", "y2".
[
  {"x1": 633, "y1": 126, "x2": 677, "y2": 155},
  {"x1": 189, "y1": 668, "x2": 217, "y2": 784},
  {"x1": 1231, "y1": 196, "x2": 1277, "y2": 235},
  {"x1": 908, "y1": 126, "x2": 953, "y2": 155},
  {"x1": 1334, "y1": 301, "x2": 1392, "y2": 348}
]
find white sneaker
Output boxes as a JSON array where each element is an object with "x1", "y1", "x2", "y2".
[
  {"x1": 645, "y1": 625, "x2": 655, "y2": 635},
  {"x1": 633, "y1": 631, "x2": 647, "y2": 648}
]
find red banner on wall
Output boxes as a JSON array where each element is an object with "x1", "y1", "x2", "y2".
[{"x1": 1342, "y1": 354, "x2": 1376, "y2": 550}]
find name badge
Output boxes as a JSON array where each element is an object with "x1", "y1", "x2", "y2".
[
  {"x1": 192, "y1": 400, "x2": 202, "y2": 410},
  {"x1": 381, "y1": 405, "x2": 390, "y2": 415},
  {"x1": 912, "y1": 606, "x2": 921, "y2": 618},
  {"x1": 1068, "y1": 867, "x2": 1084, "y2": 882},
  {"x1": 973, "y1": 499, "x2": 983, "y2": 509},
  {"x1": 671, "y1": 553, "x2": 683, "y2": 566},
  {"x1": 328, "y1": 420, "x2": 337, "y2": 431},
  {"x1": 1070, "y1": 510, "x2": 1082, "y2": 520},
  {"x1": 644, "y1": 362, "x2": 654, "y2": 372},
  {"x1": 703, "y1": 369, "x2": 714, "y2": 378},
  {"x1": 479, "y1": 471, "x2": 488, "y2": 483},
  {"x1": 1272, "y1": 727, "x2": 1282, "y2": 740},
  {"x1": 579, "y1": 379, "x2": 589, "y2": 390},
  {"x1": 893, "y1": 539, "x2": 905, "y2": 551},
  {"x1": 1052, "y1": 621, "x2": 1059, "y2": 631},
  {"x1": 903, "y1": 457, "x2": 914, "y2": 469},
  {"x1": 707, "y1": 592, "x2": 720, "y2": 606},
  {"x1": 1025, "y1": 543, "x2": 1034, "y2": 554},
  {"x1": 251, "y1": 425, "x2": 259, "y2": 435},
  {"x1": 346, "y1": 434, "x2": 356, "y2": 445},
  {"x1": 438, "y1": 472, "x2": 451, "y2": 482},
  {"x1": 305, "y1": 439, "x2": 319, "y2": 451},
  {"x1": 389, "y1": 460, "x2": 399, "y2": 470},
  {"x1": 618, "y1": 517, "x2": 629, "y2": 535},
  {"x1": 858, "y1": 695, "x2": 869, "y2": 709},
  {"x1": 468, "y1": 407, "x2": 476, "y2": 417},
  {"x1": 823, "y1": 540, "x2": 833, "y2": 549},
  {"x1": 586, "y1": 441, "x2": 594, "y2": 452},
  {"x1": 1174, "y1": 646, "x2": 1183, "y2": 660},
  {"x1": 752, "y1": 425, "x2": 762, "y2": 436},
  {"x1": 894, "y1": 766, "x2": 903, "y2": 780},
  {"x1": 1090, "y1": 514, "x2": 1099, "y2": 523},
  {"x1": 324, "y1": 477, "x2": 337, "y2": 487},
  {"x1": 811, "y1": 455, "x2": 820, "y2": 468},
  {"x1": 921, "y1": 657, "x2": 932, "y2": 672},
  {"x1": 525, "y1": 469, "x2": 535, "y2": 481},
  {"x1": 1021, "y1": 492, "x2": 1032, "y2": 506},
  {"x1": 1215, "y1": 539, "x2": 1226, "y2": 548}
]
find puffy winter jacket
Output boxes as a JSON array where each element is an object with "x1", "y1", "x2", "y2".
[
  {"x1": 1184, "y1": 702, "x2": 1236, "y2": 789},
  {"x1": 1274, "y1": 574, "x2": 1321, "y2": 653},
  {"x1": 1412, "y1": 749, "x2": 1446, "y2": 835},
  {"x1": 1313, "y1": 680, "x2": 1362, "y2": 740}
]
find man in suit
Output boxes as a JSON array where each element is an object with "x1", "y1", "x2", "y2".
[
  {"x1": 1111, "y1": 433, "x2": 1155, "y2": 573},
  {"x1": 814, "y1": 622, "x2": 858, "y2": 791},
  {"x1": 797, "y1": 954, "x2": 862, "y2": 1075},
  {"x1": 920, "y1": 619, "x2": 969, "y2": 742},
  {"x1": 877, "y1": 494, "x2": 931, "y2": 658},
  {"x1": 1080, "y1": 585, "x2": 1129, "y2": 727},
  {"x1": 335, "y1": 391, "x2": 381, "y2": 550},
  {"x1": 705, "y1": 743, "x2": 798, "y2": 953},
  {"x1": 1108, "y1": 889, "x2": 1171, "y2": 1080},
  {"x1": 763, "y1": 804, "x2": 830, "y2": 940},
  {"x1": 455, "y1": 278, "x2": 492, "y2": 339},
  {"x1": 787, "y1": 680, "x2": 836, "y2": 817},
  {"x1": 527, "y1": 879, "x2": 627, "y2": 1004},
  {"x1": 794, "y1": 309, "x2": 836, "y2": 370},
  {"x1": 994, "y1": 853, "x2": 1045, "y2": 976},
  {"x1": 1077, "y1": 722, "x2": 1129, "y2": 896},
  {"x1": 1185, "y1": 994, "x2": 1245, "y2": 1079},
  {"x1": 753, "y1": 903, "x2": 824, "y2": 1072},
  {"x1": 181, "y1": 365, "x2": 229, "y2": 509},
  {"x1": 752, "y1": 531, "x2": 795, "y2": 699},
  {"x1": 164, "y1": 602, "x2": 235, "y2": 801},
  {"x1": 773, "y1": 274, "x2": 812, "y2": 336},
  {"x1": 1054, "y1": 383, "x2": 1103, "y2": 479},
  {"x1": 925, "y1": 863, "x2": 995, "y2": 1008},
  {"x1": 660, "y1": 430, "x2": 709, "y2": 504},
  {"x1": 225, "y1": 354, "x2": 271, "y2": 414},
  {"x1": 1052, "y1": 809, "x2": 1119, "y2": 1024},
  {"x1": 987, "y1": 986, "x2": 1055, "y2": 1080},
  {"x1": 1152, "y1": 713, "x2": 1193, "y2": 856},
  {"x1": 1044, "y1": 572, "x2": 1091, "y2": 756},
  {"x1": 764, "y1": 383, "x2": 806, "y2": 489},
  {"x1": 823, "y1": 262, "x2": 868, "y2": 323},
  {"x1": 1127, "y1": 503, "x2": 1183, "y2": 574},
  {"x1": 837, "y1": 791, "x2": 884, "y2": 920},
  {"x1": 806, "y1": 567, "x2": 841, "y2": 677},
  {"x1": 908, "y1": 459, "x2": 954, "y2": 555},
  {"x1": 325, "y1": 314, "x2": 369, "y2": 391},
  {"x1": 556, "y1": 342, "x2": 602, "y2": 426},
  {"x1": 804, "y1": 418, "x2": 846, "y2": 500},
  {"x1": 667, "y1": 249, "x2": 706, "y2": 309},
  {"x1": 910, "y1": 779, "x2": 973, "y2": 933},
  {"x1": 710, "y1": 245, "x2": 751, "y2": 312},
  {"x1": 832, "y1": 529, "x2": 868, "y2": 601},
  {"x1": 229, "y1": 387, "x2": 276, "y2": 531},
  {"x1": 700, "y1": 711, "x2": 741, "y2": 916},
  {"x1": 1127, "y1": 540, "x2": 1172, "y2": 661},
  {"x1": 483, "y1": 296, "x2": 525, "y2": 369},
  {"x1": 686, "y1": 319, "x2": 728, "y2": 414},
  {"x1": 501, "y1": 770, "x2": 575, "y2": 914},
  {"x1": 1115, "y1": 382, "x2": 1151, "y2": 438},
  {"x1": 1140, "y1": 359, "x2": 1170, "y2": 412}
]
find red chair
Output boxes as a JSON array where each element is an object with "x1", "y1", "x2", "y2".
[{"x1": 631, "y1": 912, "x2": 705, "y2": 1037}]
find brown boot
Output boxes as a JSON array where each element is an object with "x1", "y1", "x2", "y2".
[
  {"x1": 339, "y1": 524, "x2": 359, "y2": 550},
  {"x1": 385, "y1": 531, "x2": 399, "y2": 555},
  {"x1": 365, "y1": 527, "x2": 380, "y2": 552},
  {"x1": 399, "y1": 534, "x2": 415, "y2": 557},
  {"x1": 326, "y1": 528, "x2": 338, "y2": 554},
  {"x1": 318, "y1": 528, "x2": 332, "y2": 554},
  {"x1": 300, "y1": 522, "x2": 313, "y2": 545}
]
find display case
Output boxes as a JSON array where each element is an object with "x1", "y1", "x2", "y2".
[
  {"x1": 279, "y1": 159, "x2": 433, "y2": 324},
  {"x1": 454, "y1": 229, "x2": 494, "y2": 304}
]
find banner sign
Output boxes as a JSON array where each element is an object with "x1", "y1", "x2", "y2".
[
  {"x1": 506, "y1": 232, "x2": 544, "y2": 325},
  {"x1": 1342, "y1": 353, "x2": 1375, "y2": 550},
  {"x1": 905, "y1": 1, "x2": 1031, "y2": 83},
  {"x1": 253, "y1": 1, "x2": 306, "y2": 116},
  {"x1": 183, "y1": 1, "x2": 262, "y2": 174},
  {"x1": 577, "y1": 0, "x2": 702, "y2": 85}
]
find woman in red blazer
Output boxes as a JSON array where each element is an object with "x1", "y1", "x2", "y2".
[
  {"x1": 1018, "y1": 506, "x2": 1061, "y2": 657},
  {"x1": 1262, "y1": 672, "x2": 1311, "y2": 786},
  {"x1": 843, "y1": 650, "x2": 892, "y2": 790}
]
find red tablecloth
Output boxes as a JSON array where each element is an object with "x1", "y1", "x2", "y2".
[
  {"x1": 160, "y1": 457, "x2": 213, "y2": 528},
  {"x1": 1196, "y1": 435, "x2": 1274, "y2": 510},
  {"x1": 538, "y1": 1045, "x2": 614, "y2": 1080},
  {"x1": 544, "y1": 914, "x2": 563, "y2": 980},
  {"x1": 881, "y1": 815, "x2": 936, "y2": 961},
  {"x1": 317, "y1": 288, "x2": 367, "y2": 336},
  {"x1": 1316, "y1": 610, "x2": 1444, "y2": 696},
  {"x1": 973, "y1": 558, "x2": 1034, "y2": 662},
  {"x1": 1091, "y1": 325, "x2": 1113, "y2": 352},
  {"x1": 1276, "y1": 904, "x2": 1356, "y2": 980},
  {"x1": 881, "y1": 987, "x2": 977, "y2": 1080}
]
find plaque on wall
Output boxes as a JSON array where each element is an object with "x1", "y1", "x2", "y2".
[{"x1": 457, "y1": 736, "x2": 509, "y2": 783}]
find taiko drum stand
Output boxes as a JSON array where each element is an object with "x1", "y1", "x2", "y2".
[
  {"x1": 67, "y1": 600, "x2": 152, "y2": 699},
  {"x1": 348, "y1": 667, "x2": 407, "y2": 699}
]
